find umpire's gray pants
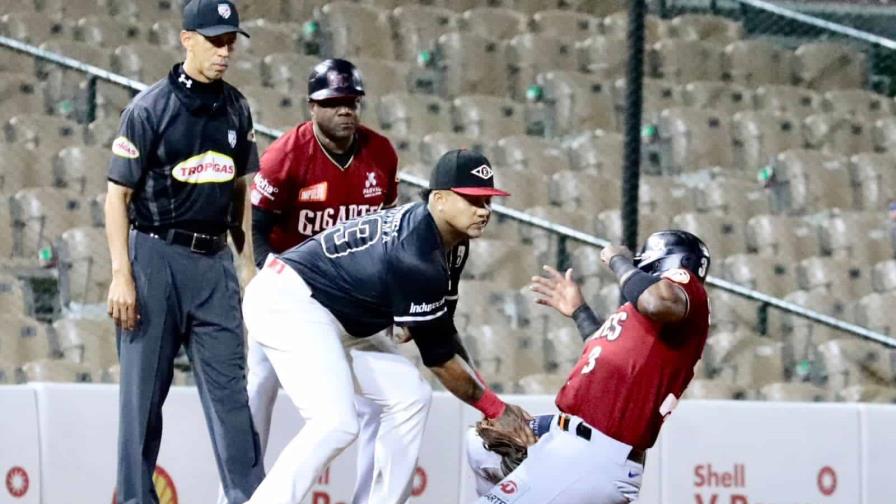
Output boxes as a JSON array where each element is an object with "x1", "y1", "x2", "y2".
[{"x1": 116, "y1": 230, "x2": 264, "y2": 504}]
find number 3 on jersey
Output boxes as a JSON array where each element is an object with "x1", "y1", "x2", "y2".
[{"x1": 581, "y1": 312, "x2": 628, "y2": 375}]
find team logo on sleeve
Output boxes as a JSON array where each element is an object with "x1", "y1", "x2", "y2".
[
  {"x1": 111, "y1": 136, "x2": 139, "y2": 159},
  {"x1": 252, "y1": 173, "x2": 279, "y2": 202},
  {"x1": 171, "y1": 151, "x2": 235, "y2": 184},
  {"x1": 661, "y1": 268, "x2": 691, "y2": 284},
  {"x1": 363, "y1": 172, "x2": 383, "y2": 198}
]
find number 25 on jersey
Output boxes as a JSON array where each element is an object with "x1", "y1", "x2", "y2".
[{"x1": 581, "y1": 312, "x2": 628, "y2": 375}]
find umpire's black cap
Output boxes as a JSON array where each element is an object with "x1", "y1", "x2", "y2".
[
  {"x1": 430, "y1": 150, "x2": 510, "y2": 197},
  {"x1": 183, "y1": 0, "x2": 249, "y2": 38}
]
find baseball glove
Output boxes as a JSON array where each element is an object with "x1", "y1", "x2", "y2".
[{"x1": 476, "y1": 419, "x2": 529, "y2": 476}]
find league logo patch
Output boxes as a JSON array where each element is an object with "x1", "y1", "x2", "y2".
[
  {"x1": 471, "y1": 164, "x2": 494, "y2": 180},
  {"x1": 171, "y1": 151, "x2": 235, "y2": 184},
  {"x1": 363, "y1": 171, "x2": 383, "y2": 198},
  {"x1": 217, "y1": 3, "x2": 231, "y2": 19},
  {"x1": 661, "y1": 268, "x2": 691, "y2": 284},
  {"x1": 228, "y1": 129, "x2": 237, "y2": 148},
  {"x1": 111, "y1": 136, "x2": 139, "y2": 159},
  {"x1": 483, "y1": 478, "x2": 530, "y2": 503}
]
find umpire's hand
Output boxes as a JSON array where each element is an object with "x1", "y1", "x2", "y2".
[{"x1": 108, "y1": 272, "x2": 139, "y2": 331}]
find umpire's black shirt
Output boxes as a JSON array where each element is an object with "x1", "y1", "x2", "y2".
[
  {"x1": 279, "y1": 201, "x2": 468, "y2": 338},
  {"x1": 107, "y1": 64, "x2": 259, "y2": 235}
]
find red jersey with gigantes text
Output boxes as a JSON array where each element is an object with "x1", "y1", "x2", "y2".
[
  {"x1": 250, "y1": 122, "x2": 399, "y2": 252},
  {"x1": 555, "y1": 268, "x2": 710, "y2": 450}
]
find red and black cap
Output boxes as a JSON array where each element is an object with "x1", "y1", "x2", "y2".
[
  {"x1": 183, "y1": 0, "x2": 249, "y2": 38},
  {"x1": 429, "y1": 149, "x2": 510, "y2": 197}
]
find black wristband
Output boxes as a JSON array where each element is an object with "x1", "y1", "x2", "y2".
[
  {"x1": 571, "y1": 303, "x2": 603, "y2": 341},
  {"x1": 609, "y1": 255, "x2": 661, "y2": 307}
]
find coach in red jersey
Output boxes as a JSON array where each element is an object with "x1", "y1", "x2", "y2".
[
  {"x1": 249, "y1": 58, "x2": 398, "y2": 261},
  {"x1": 473, "y1": 230, "x2": 711, "y2": 504}
]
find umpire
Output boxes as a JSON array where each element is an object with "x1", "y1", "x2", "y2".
[{"x1": 104, "y1": 1, "x2": 263, "y2": 502}]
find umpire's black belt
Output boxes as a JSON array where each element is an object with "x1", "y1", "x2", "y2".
[
  {"x1": 134, "y1": 226, "x2": 228, "y2": 255},
  {"x1": 556, "y1": 414, "x2": 646, "y2": 465}
]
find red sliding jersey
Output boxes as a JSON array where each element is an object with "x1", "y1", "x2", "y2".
[
  {"x1": 555, "y1": 268, "x2": 710, "y2": 450},
  {"x1": 250, "y1": 121, "x2": 399, "y2": 252}
]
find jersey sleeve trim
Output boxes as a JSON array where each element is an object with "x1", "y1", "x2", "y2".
[{"x1": 394, "y1": 307, "x2": 448, "y2": 323}]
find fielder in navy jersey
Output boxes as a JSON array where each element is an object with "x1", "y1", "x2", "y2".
[
  {"x1": 242, "y1": 149, "x2": 536, "y2": 504},
  {"x1": 469, "y1": 230, "x2": 711, "y2": 504}
]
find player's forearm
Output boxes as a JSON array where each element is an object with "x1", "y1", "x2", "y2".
[
  {"x1": 251, "y1": 207, "x2": 277, "y2": 268},
  {"x1": 429, "y1": 355, "x2": 506, "y2": 419},
  {"x1": 104, "y1": 183, "x2": 133, "y2": 277}
]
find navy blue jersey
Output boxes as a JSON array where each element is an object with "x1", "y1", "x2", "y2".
[
  {"x1": 107, "y1": 64, "x2": 258, "y2": 234},
  {"x1": 279, "y1": 201, "x2": 468, "y2": 337}
]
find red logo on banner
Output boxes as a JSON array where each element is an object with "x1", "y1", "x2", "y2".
[
  {"x1": 5, "y1": 466, "x2": 29, "y2": 497},
  {"x1": 499, "y1": 480, "x2": 518, "y2": 495},
  {"x1": 818, "y1": 466, "x2": 837, "y2": 496},
  {"x1": 112, "y1": 466, "x2": 178, "y2": 504},
  {"x1": 411, "y1": 466, "x2": 428, "y2": 496}
]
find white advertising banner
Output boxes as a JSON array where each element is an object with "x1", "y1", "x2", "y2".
[
  {"x1": 859, "y1": 405, "x2": 896, "y2": 504},
  {"x1": 0, "y1": 386, "x2": 39, "y2": 504},
  {"x1": 660, "y1": 400, "x2": 861, "y2": 504}
]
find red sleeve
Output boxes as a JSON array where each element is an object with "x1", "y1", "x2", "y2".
[
  {"x1": 381, "y1": 138, "x2": 399, "y2": 207},
  {"x1": 250, "y1": 131, "x2": 297, "y2": 213}
]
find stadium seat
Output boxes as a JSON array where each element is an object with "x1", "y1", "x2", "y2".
[
  {"x1": 0, "y1": 195, "x2": 15, "y2": 261},
  {"x1": 436, "y1": 31, "x2": 507, "y2": 97},
  {"x1": 0, "y1": 11, "x2": 64, "y2": 45},
  {"x1": 731, "y1": 110, "x2": 803, "y2": 174},
  {"x1": 745, "y1": 214, "x2": 820, "y2": 263},
  {"x1": 679, "y1": 81, "x2": 752, "y2": 116},
  {"x1": 769, "y1": 149, "x2": 852, "y2": 213},
  {"x1": 88, "y1": 192, "x2": 105, "y2": 228},
  {"x1": 93, "y1": 81, "x2": 134, "y2": 122},
  {"x1": 240, "y1": 19, "x2": 300, "y2": 57},
  {"x1": 73, "y1": 15, "x2": 140, "y2": 48},
  {"x1": 873, "y1": 116, "x2": 896, "y2": 153},
  {"x1": 85, "y1": 117, "x2": 120, "y2": 148},
  {"x1": 231, "y1": 0, "x2": 287, "y2": 20},
  {"x1": 793, "y1": 41, "x2": 866, "y2": 91},
  {"x1": 838, "y1": 384, "x2": 896, "y2": 404},
  {"x1": 614, "y1": 78, "x2": 682, "y2": 124},
  {"x1": 803, "y1": 113, "x2": 875, "y2": 156},
  {"x1": 757, "y1": 382, "x2": 827, "y2": 402},
  {"x1": 0, "y1": 72, "x2": 44, "y2": 120},
  {"x1": 20, "y1": 358, "x2": 92, "y2": 383},
  {"x1": 601, "y1": 10, "x2": 668, "y2": 45},
  {"x1": 656, "y1": 107, "x2": 733, "y2": 173},
  {"x1": 667, "y1": 13, "x2": 743, "y2": 43},
  {"x1": 649, "y1": 39, "x2": 722, "y2": 83},
  {"x1": 261, "y1": 52, "x2": 320, "y2": 94},
  {"x1": 531, "y1": 9, "x2": 596, "y2": 42},
  {"x1": 376, "y1": 92, "x2": 451, "y2": 137},
  {"x1": 453, "y1": 279, "x2": 499, "y2": 332},
  {"x1": 57, "y1": 226, "x2": 111, "y2": 306},
  {"x1": 640, "y1": 175, "x2": 694, "y2": 215},
  {"x1": 817, "y1": 210, "x2": 891, "y2": 264},
  {"x1": 491, "y1": 134, "x2": 570, "y2": 174},
  {"x1": 0, "y1": 314, "x2": 53, "y2": 364},
  {"x1": 672, "y1": 212, "x2": 745, "y2": 260},
  {"x1": 391, "y1": 5, "x2": 457, "y2": 62},
  {"x1": 0, "y1": 145, "x2": 41, "y2": 192},
  {"x1": 147, "y1": 19, "x2": 181, "y2": 50},
  {"x1": 0, "y1": 272, "x2": 28, "y2": 317},
  {"x1": 11, "y1": 187, "x2": 90, "y2": 258},
  {"x1": 240, "y1": 85, "x2": 304, "y2": 132},
  {"x1": 284, "y1": 0, "x2": 330, "y2": 21},
  {"x1": 823, "y1": 89, "x2": 894, "y2": 120},
  {"x1": 683, "y1": 379, "x2": 746, "y2": 400},
  {"x1": 544, "y1": 326, "x2": 583, "y2": 374},
  {"x1": 769, "y1": 290, "x2": 842, "y2": 368},
  {"x1": 548, "y1": 170, "x2": 619, "y2": 216},
  {"x1": 694, "y1": 170, "x2": 772, "y2": 217},
  {"x1": 492, "y1": 165, "x2": 550, "y2": 210},
  {"x1": 817, "y1": 338, "x2": 892, "y2": 390},
  {"x1": 797, "y1": 256, "x2": 872, "y2": 300},
  {"x1": 458, "y1": 7, "x2": 527, "y2": 41},
  {"x1": 754, "y1": 84, "x2": 822, "y2": 119},
  {"x1": 576, "y1": 35, "x2": 629, "y2": 81},
  {"x1": 562, "y1": 129, "x2": 623, "y2": 174},
  {"x1": 594, "y1": 209, "x2": 670, "y2": 245},
  {"x1": 537, "y1": 70, "x2": 616, "y2": 137},
  {"x1": 722, "y1": 39, "x2": 794, "y2": 87},
  {"x1": 350, "y1": 57, "x2": 411, "y2": 98},
  {"x1": 844, "y1": 154, "x2": 891, "y2": 209},
  {"x1": 222, "y1": 57, "x2": 263, "y2": 90},
  {"x1": 5, "y1": 114, "x2": 80, "y2": 151},
  {"x1": 53, "y1": 145, "x2": 109, "y2": 195},
  {"x1": 53, "y1": 317, "x2": 117, "y2": 370},
  {"x1": 506, "y1": 33, "x2": 579, "y2": 100},
  {"x1": 516, "y1": 372, "x2": 566, "y2": 394},
  {"x1": 568, "y1": 0, "x2": 628, "y2": 16},
  {"x1": 465, "y1": 324, "x2": 517, "y2": 389},
  {"x1": 452, "y1": 95, "x2": 526, "y2": 142},
  {"x1": 418, "y1": 132, "x2": 482, "y2": 165},
  {"x1": 111, "y1": 43, "x2": 180, "y2": 82},
  {"x1": 319, "y1": 1, "x2": 394, "y2": 59},
  {"x1": 871, "y1": 260, "x2": 896, "y2": 293},
  {"x1": 714, "y1": 337, "x2": 785, "y2": 390},
  {"x1": 722, "y1": 253, "x2": 797, "y2": 298},
  {"x1": 852, "y1": 292, "x2": 896, "y2": 336},
  {"x1": 568, "y1": 245, "x2": 611, "y2": 281}
]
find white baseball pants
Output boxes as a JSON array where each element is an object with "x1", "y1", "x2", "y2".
[
  {"x1": 475, "y1": 415, "x2": 643, "y2": 504},
  {"x1": 243, "y1": 257, "x2": 431, "y2": 504}
]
